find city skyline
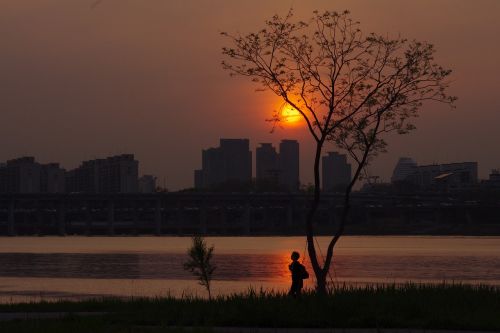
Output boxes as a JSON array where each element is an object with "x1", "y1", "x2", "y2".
[
  {"x1": 1, "y1": 1, "x2": 499, "y2": 190},
  {"x1": 0, "y1": 140, "x2": 494, "y2": 193}
]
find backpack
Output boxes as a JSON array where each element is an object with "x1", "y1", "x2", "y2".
[{"x1": 300, "y1": 264, "x2": 309, "y2": 279}]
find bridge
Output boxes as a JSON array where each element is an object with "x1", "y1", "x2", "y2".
[{"x1": 0, "y1": 193, "x2": 497, "y2": 235}]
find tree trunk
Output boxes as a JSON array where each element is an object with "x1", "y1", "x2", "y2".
[
  {"x1": 323, "y1": 138, "x2": 375, "y2": 281},
  {"x1": 315, "y1": 270, "x2": 327, "y2": 294},
  {"x1": 306, "y1": 139, "x2": 325, "y2": 293}
]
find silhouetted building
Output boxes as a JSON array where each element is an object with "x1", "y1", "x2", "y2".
[
  {"x1": 66, "y1": 154, "x2": 138, "y2": 193},
  {"x1": 220, "y1": 139, "x2": 252, "y2": 183},
  {"x1": 195, "y1": 139, "x2": 252, "y2": 189},
  {"x1": 391, "y1": 157, "x2": 418, "y2": 183},
  {"x1": 256, "y1": 143, "x2": 280, "y2": 186},
  {"x1": 0, "y1": 157, "x2": 40, "y2": 193},
  {"x1": 416, "y1": 162, "x2": 478, "y2": 191},
  {"x1": 279, "y1": 140, "x2": 300, "y2": 191},
  {"x1": 40, "y1": 163, "x2": 66, "y2": 193},
  {"x1": 482, "y1": 169, "x2": 500, "y2": 189},
  {"x1": 322, "y1": 152, "x2": 351, "y2": 192},
  {"x1": 0, "y1": 157, "x2": 65, "y2": 193},
  {"x1": 194, "y1": 169, "x2": 203, "y2": 189},
  {"x1": 138, "y1": 175, "x2": 157, "y2": 193},
  {"x1": 66, "y1": 159, "x2": 99, "y2": 193},
  {"x1": 199, "y1": 147, "x2": 224, "y2": 188},
  {"x1": 391, "y1": 157, "x2": 478, "y2": 191},
  {"x1": 100, "y1": 155, "x2": 138, "y2": 193}
]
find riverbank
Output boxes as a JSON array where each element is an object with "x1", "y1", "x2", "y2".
[{"x1": 1, "y1": 284, "x2": 499, "y2": 332}]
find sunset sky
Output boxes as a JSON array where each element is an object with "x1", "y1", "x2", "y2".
[{"x1": 1, "y1": 0, "x2": 499, "y2": 190}]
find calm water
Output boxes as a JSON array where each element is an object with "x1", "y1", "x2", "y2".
[{"x1": 0, "y1": 236, "x2": 499, "y2": 302}]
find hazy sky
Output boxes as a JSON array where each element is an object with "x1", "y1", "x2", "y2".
[{"x1": 1, "y1": 0, "x2": 499, "y2": 190}]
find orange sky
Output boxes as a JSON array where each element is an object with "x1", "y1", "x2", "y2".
[{"x1": 1, "y1": 0, "x2": 499, "y2": 189}]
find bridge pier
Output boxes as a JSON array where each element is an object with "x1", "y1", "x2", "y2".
[
  {"x1": 465, "y1": 209, "x2": 473, "y2": 225},
  {"x1": 220, "y1": 206, "x2": 227, "y2": 233},
  {"x1": 57, "y1": 201, "x2": 66, "y2": 236},
  {"x1": 177, "y1": 202, "x2": 184, "y2": 234},
  {"x1": 155, "y1": 199, "x2": 162, "y2": 235},
  {"x1": 286, "y1": 201, "x2": 294, "y2": 228},
  {"x1": 243, "y1": 201, "x2": 251, "y2": 235},
  {"x1": 132, "y1": 202, "x2": 138, "y2": 235},
  {"x1": 107, "y1": 200, "x2": 115, "y2": 236},
  {"x1": 365, "y1": 208, "x2": 372, "y2": 225},
  {"x1": 36, "y1": 201, "x2": 42, "y2": 235},
  {"x1": 8, "y1": 200, "x2": 15, "y2": 236},
  {"x1": 199, "y1": 201, "x2": 207, "y2": 234},
  {"x1": 433, "y1": 209, "x2": 442, "y2": 224},
  {"x1": 328, "y1": 204, "x2": 336, "y2": 226},
  {"x1": 85, "y1": 201, "x2": 92, "y2": 236},
  {"x1": 262, "y1": 205, "x2": 268, "y2": 227}
]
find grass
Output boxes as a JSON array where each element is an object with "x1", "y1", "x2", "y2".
[
  {"x1": 1, "y1": 283, "x2": 500, "y2": 331},
  {"x1": 0, "y1": 316, "x2": 214, "y2": 333}
]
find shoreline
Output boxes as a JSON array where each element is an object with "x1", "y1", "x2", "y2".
[{"x1": 1, "y1": 284, "x2": 499, "y2": 331}]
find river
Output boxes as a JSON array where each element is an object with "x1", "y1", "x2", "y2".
[{"x1": 0, "y1": 236, "x2": 499, "y2": 302}]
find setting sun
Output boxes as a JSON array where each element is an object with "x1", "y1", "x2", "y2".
[{"x1": 281, "y1": 105, "x2": 302, "y2": 125}]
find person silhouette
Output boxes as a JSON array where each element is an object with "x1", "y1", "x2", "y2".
[{"x1": 288, "y1": 251, "x2": 308, "y2": 297}]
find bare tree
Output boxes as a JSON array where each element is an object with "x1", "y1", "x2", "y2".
[
  {"x1": 183, "y1": 236, "x2": 216, "y2": 299},
  {"x1": 222, "y1": 10, "x2": 455, "y2": 293}
]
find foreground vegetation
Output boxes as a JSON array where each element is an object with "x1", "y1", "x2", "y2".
[
  {"x1": 1, "y1": 283, "x2": 500, "y2": 332},
  {"x1": 0, "y1": 318, "x2": 212, "y2": 333}
]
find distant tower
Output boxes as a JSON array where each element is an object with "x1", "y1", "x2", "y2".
[
  {"x1": 138, "y1": 175, "x2": 157, "y2": 193},
  {"x1": 201, "y1": 147, "x2": 225, "y2": 187},
  {"x1": 219, "y1": 139, "x2": 252, "y2": 184},
  {"x1": 196, "y1": 138, "x2": 252, "y2": 189},
  {"x1": 391, "y1": 157, "x2": 418, "y2": 183},
  {"x1": 322, "y1": 152, "x2": 351, "y2": 192},
  {"x1": 0, "y1": 157, "x2": 41, "y2": 193},
  {"x1": 66, "y1": 154, "x2": 139, "y2": 193},
  {"x1": 98, "y1": 154, "x2": 139, "y2": 193},
  {"x1": 256, "y1": 143, "x2": 279, "y2": 181},
  {"x1": 0, "y1": 157, "x2": 65, "y2": 193},
  {"x1": 194, "y1": 169, "x2": 203, "y2": 189},
  {"x1": 40, "y1": 163, "x2": 66, "y2": 193},
  {"x1": 279, "y1": 140, "x2": 300, "y2": 191}
]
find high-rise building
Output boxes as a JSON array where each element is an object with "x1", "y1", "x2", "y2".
[
  {"x1": 391, "y1": 157, "x2": 478, "y2": 191},
  {"x1": 416, "y1": 162, "x2": 478, "y2": 190},
  {"x1": 482, "y1": 169, "x2": 500, "y2": 189},
  {"x1": 0, "y1": 157, "x2": 65, "y2": 193},
  {"x1": 220, "y1": 139, "x2": 252, "y2": 183},
  {"x1": 66, "y1": 154, "x2": 138, "y2": 193},
  {"x1": 66, "y1": 159, "x2": 100, "y2": 193},
  {"x1": 195, "y1": 139, "x2": 252, "y2": 189},
  {"x1": 40, "y1": 163, "x2": 66, "y2": 193},
  {"x1": 391, "y1": 157, "x2": 418, "y2": 183},
  {"x1": 322, "y1": 152, "x2": 351, "y2": 192},
  {"x1": 279, "y1": 140, "x2": 300, "y2": 191},
  {"x1": 194, "y1": 169, "x2": 203, "y2": 189},
  {"x1": 256, "y1": 143, "x2": 279, "y2": 183},
  {"x1": 138, "y1": 175, "x2": 157, "y2": 193},
  {"x1": 99, "y1": 154, "x2": 138, "y2": 193},
  {"x1": 199, "y1": 147, "x2": 225, "y2": 188},
  {"x1": 0, "y1": 157, "x2": 40, "y2": 193}
]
